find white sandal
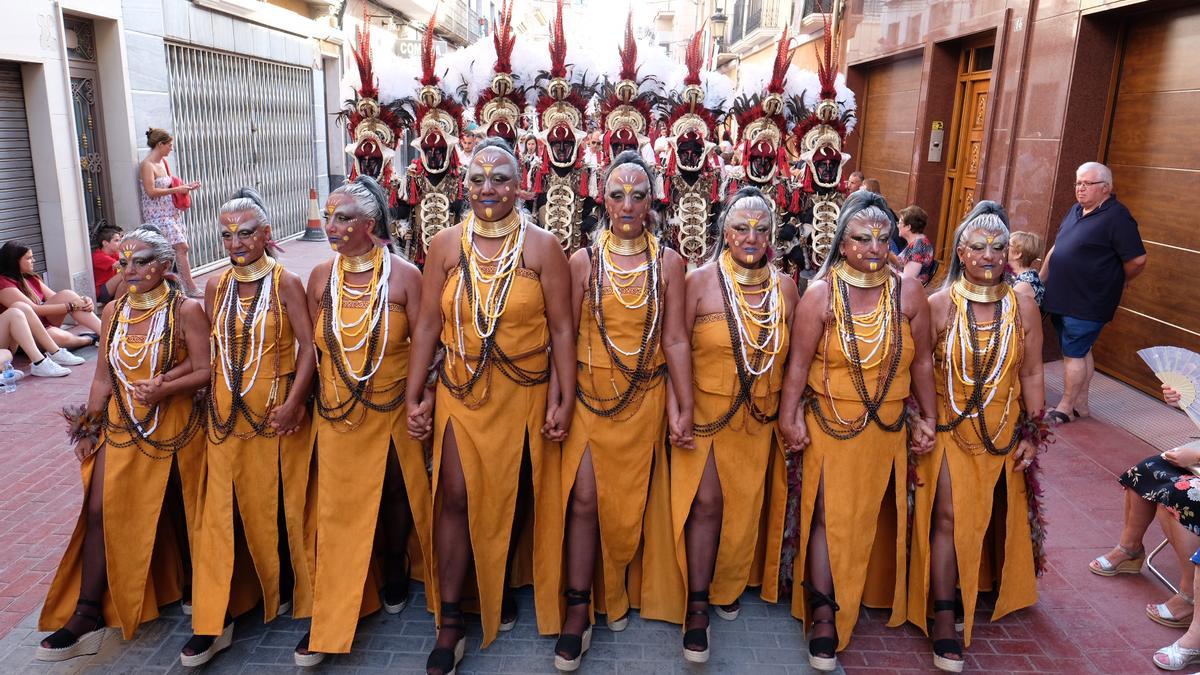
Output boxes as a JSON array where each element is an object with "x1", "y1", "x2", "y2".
[
  {"x1": 1149, "y1": 593, "x2": 1195, "y2": 628},
  {"x1": 1154, "y1": 640, "x2": 1200, "y2": 671},
  {"x1": 1089, "y1": 544, "x2": 1145, "y2": 576}
]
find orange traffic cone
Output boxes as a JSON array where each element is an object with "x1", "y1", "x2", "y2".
[{"x1": 302, "y1": 187, "x2": 326, "y2": 241}]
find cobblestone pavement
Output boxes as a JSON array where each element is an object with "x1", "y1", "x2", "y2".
[{"x1": 0, "y1": 240, "x2": 1193, "y2": 674}]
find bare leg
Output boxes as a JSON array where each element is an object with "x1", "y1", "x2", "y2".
[
  {"x1": 0, "y1": 307, "x2": 46, "y2": 362},
  {"x1": 1151, "y1": 515, "x2": 1200, "y2": 618},
  {"x1": 8, "y1": 301, "x2": 66, "y2": 354},
  {"x1": 1056, "y1": 355, "x2": 1088, "y2": 417},
  {"x1": 683, "y1": 450, "x2": 722, "y2": 647},
  {"x1": 929, "y1": 458, "x2": 961, "y2": 662},
  {"x1": 379, "y1": 444, "x2": 414, "y2": 605},
  {"x1": 1078, "y1": 351, "x2": 1095, "y2": 416},
  {"x1": 43, "y1": 290, "x2": 101, "y2": 333},
  {"x1": 805, "y1": 477, "x2": 836, "y2": 657},
  {"x1": 1094, "y1": 489, "x2": 1156, "y2": 567},
  {"x1": 560, "y1": 450, "x2": 598, "y2": 638},
  {"x1": 47, "y1": 326, "x2": 91, "y2": 350},
  {"x1": 432, "y1": 425, "x2": 470, "y2": 655},
  {"x1": 174, "y1": 243, "x2": 199, "y2": 294}
]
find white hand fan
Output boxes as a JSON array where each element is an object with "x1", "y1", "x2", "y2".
[{"x1": 1138, "y1": 346, "x2": 1200, "y2": 431}]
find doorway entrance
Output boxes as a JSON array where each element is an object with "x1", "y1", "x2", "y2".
[{"x1": 937, "y1": 44, "x2": 994, "y2": 255}]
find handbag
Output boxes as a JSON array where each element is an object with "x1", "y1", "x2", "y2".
[{"x1": 165, "y1": 160, "x2": 191, "y2": 210}]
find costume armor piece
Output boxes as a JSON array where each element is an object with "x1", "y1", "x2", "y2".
[
  {"x1": 341, "y1": 18, "x2": 408, "y2": 202},
  {"x1": 659, "y1": 29, "x2": 727, "y2": 267},
  {"x1": 531, "y1": 0, "x2": 597, "y2": 254},
  {"x1": 395, "y1": 12, "x2": 467, "y2": 266},
  {"x1": 792, "y1": 14, "x2": 856, "y2": 270}
]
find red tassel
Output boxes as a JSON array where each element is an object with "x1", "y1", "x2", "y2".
[
  {"x1": 579, "y1": 168, "x2": 589, "y2": 198},
  {"x1": 790, "y1": 186, "x2": 801, "y2": 213},
  {"x1": 710, "y1": 175, "x2": 721, "y2": 203},
  {"x1": 666, "y1": 149, "x2": 677, "y2": 178}
]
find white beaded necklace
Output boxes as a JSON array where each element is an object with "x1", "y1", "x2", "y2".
[
  {"x1": 328, "y1": 248, "x2": 391, "y2": 383},
  {"x1": 214, "y1": 263, "x2": 275, "y2": 397},
  {"x1": 110, "y1": 292, "x2": 171, "y2": 438},
  {"x1": 594, "y1": 229, "x2": 659, "y2": 357},
  {"x1": 719, "y1": 256, "x2": 783, "y2": 377},
  {"x1": 452, "y1": 214, "x2": 527, "y2": 375}
]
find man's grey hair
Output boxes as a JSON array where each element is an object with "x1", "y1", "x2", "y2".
[{"x1": 1077, "y1": 161, "x2": 1112, "y2": 185}]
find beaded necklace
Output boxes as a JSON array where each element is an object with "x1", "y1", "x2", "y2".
[
  {"x1": 208, "y1": 261, "x2": 287, "y2": 442},
  {"x1": 937, "y1": 280, "x2": 1024, "y2": 455},
  {"x1": 105, "y1": 285, "x2": 203, "y2": 457},
  {"x1": 719, "y1": 251, "x2": 784, "y2": 377},
  {"x1": 577, "y1": 229, "x2": 667, "y2": 419},
  {"x1": 328, "y1": 247, "x2": 390, "y2": 383}
]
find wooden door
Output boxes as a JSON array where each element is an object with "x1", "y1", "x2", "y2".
[
  {"x1": 1092, "y1": 5, "x2": 1200, "y2": 395},
  {"x1": 938, "y1": 46, "x2": 993, "y2": 255},
  {"x1": 856, "y1": 55, "x2": 922, "y2": 208}
]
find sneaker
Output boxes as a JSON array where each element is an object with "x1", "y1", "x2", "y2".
[
  {"x1": 31, "y1": 359, "x2": 71, "y2": 378},
  {"x1": 49, "y1": 349, "x2": 86, "y2": 366}
]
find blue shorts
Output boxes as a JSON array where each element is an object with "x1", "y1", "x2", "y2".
[
  {"x1": 1192, "y1": 546, "x2": 1200, "y2": 566},
  {"x1": 1051, "y1": 314, "x2": 1106, "y2": 358}
]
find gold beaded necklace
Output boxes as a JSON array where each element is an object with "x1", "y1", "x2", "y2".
[
  {"x1": 340, "y1": 247, "x2": 382, "y2": 273},
  {"x1": 472, "y1": 209, "x2": 521, "y2": 238},
  {"x1": 128, "y1": 281, "x2": 170, "y2": 310},
  {"x1": 953, "y1": 278, "x2": 1006, "y2": 303},
  {"x1": 231, "y1": 255, "x2": 276, "y2": 283},
  {"x1": 832, "y1": 261, "x2": 889, "y2": 289}
]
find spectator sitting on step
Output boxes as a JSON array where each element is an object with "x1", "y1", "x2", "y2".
[
  {"x1": 91, "y1": 226, "x2": 126, "y2": 309},
  {"x1": 1007, "y1": 230, "x2": 1045, "y2": 306},
  {"x1": 890, "y1": 205, "x2": 935, "y2": 285},
  {"x1": 0, "y1": 300, "x2": 79, "y2": 377},
  {"x1": 1090, "y1": 385, "x2": 1200, "y2": 634},
  {"x1": 0, "y1": 241, "x2": 101, "y2": 350}
]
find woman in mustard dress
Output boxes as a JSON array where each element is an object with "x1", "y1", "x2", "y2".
[
  {"x1": 553, "y1": 151, "x2": 693, "y2": 671},
  {"x1": 779, "y1": 191, "x2": 937, "y2": 672},
  {"x1": 908, "y1": 202, "x2": 1044, "y2": 672},
  {"x1": 407, "y1": 138, "x2": 576, "y2": 675},
  {"x1": 293, "y1": 176, "x2": 433, "y2": 666},
  {"x1": 180, "y1": 188, "x2": 316, "y2": 666},
  {"x1": 37, "y1": 226, "x2": 210, "y2": 660},
  {"x1": 675, "y1": 187, "x2": 799, "y2": 663}
]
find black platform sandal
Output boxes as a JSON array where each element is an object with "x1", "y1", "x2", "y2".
[
  {"x1": 383, "y1": 554, "x2": 411, "y2": 615},
  {"x1": 803, "y1": 581, "x2": 839, "y2": 673},
  {"x1": 554, "y1": 588, "x2": 592, "y2": 672},
  {"x1": 682, "y1": 590, "x2": 711, "y2": 664},
  {"x1": 427, "y1": 602, "x2": 467, "y2": 675},
  {"x1": 932, "y1": 599, "x2": 964, "y2": 672},
  {"x1": 500, "y1": 593, "x2": 518, "y2": 632},
  {"x1": 179, "y1": 621, "x2": 234, "y2": 667},
  {"x1": 36, "y1": 598, "x2": 105, "y2": 662}
]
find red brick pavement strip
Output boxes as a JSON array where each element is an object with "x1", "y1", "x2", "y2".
[{"x1": 0, "y1": 241, "x2": 1187, "y2": 674}]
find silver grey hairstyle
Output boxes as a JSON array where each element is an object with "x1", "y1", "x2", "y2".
[
  {"x1": 714, "y1": 186, "x2": 776, "y2": 261},
  {"x1": 219, "y1": 186, "x2": 269, "y2": 228},
  {"x1": 1077, "y1": 161, "x2": 1112, "y2": 184},
  {"x1": 815, "y1": 189, "x2": 895, "y2": 280},
  {"x1": 124, "y1": 225, "x2": 176, "y2": 267},
  {"x1": 943, "y1": 200, "x2": 1011, "y2": 289},
  {"x1": 333, "y1": 175, "x2": 391, "y2": 241}
]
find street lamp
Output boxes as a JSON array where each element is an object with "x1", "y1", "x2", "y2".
[{"x1": 711, "y1": 0, "x2": 728, "y2": 52}]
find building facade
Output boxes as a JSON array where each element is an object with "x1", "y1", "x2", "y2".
[{"x1": 839, "y1": 0, "x2": 1199, "y2": 394}]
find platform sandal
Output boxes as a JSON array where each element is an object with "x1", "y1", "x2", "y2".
[
  {"x1": 714, "y1": 599, "x2": 741, "y2": 621},
  {"x1": 803, "y1": 581, "x2": 839, "y2": 672},
  {"x1": 180, "y1": 622, "x2": 234, "y2": 667},
  {"x1": 554, "y1": 588, "x2": 593, "y2": 672},
  {"x1": 36, "y1": 598, "x2": 105, "y2": 662},
  {"x1": 1147, "y1": 592, "x2": 1195, "y2": 629},
  {"x1": 931, "y1": 599, "x2": 964, "y2": 673},
  {"x1": 1089, "y1": 544, "x2": 1145, "y2": 576},
  {"x1": 293, "y1": 632, "x2": 324, "y2": 667},
  {"x1": 500, "y1": 592, "x2": 518, "y2": 632},
  {"x1": 682, "y1": 590, "x2": 711, "y2": 664},
  {"x1": 1154, "y1": 640, "x2": 1200, "y2": 671},
  {"x1": 427, "y1": 602, "x2": 467, "y2": 675},
  {"x1": 383, "y1": 554, "x2": 411, "y2": 615}
]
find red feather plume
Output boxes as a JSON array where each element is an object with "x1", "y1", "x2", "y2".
[
  {"x1": 618, "y1": 11, "x2": 638, "y2": 82},
  {"x1": 815, "y1": 1, "x2": 839, "y2": 101},
  {"x1": 421, "y1": 13, "x2": 439, "y2": 86},
  {"x1": 352, "y1": 8, "x2": 378, "y2": 100},
  {"x1": 550, "y1": 0, "x2": 568, "y2": 79},
  {"x1": 684, "y1": 27, "x2": 704, "y2": 87},
  {"x1": 768, "y1": 25, "x2": 790, "y2": 95},
  {"x1": 493, "y1": 0, "x2": 515, "y2": 74}
]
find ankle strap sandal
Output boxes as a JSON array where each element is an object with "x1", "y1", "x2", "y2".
[
  {"x1": 682, "y1": 590, "x2": 711, "y2": 663},
  {"x1": 427, "y1": 602, "x2": 467, "y2": 675},
  {"x1": 554, "y1": 589, "x2": 594, "y2": 670},
  {"x1": 931, "y1": 600, "x2": 964, "y2": 673},
  {"x1": 802, "y1": 582, "x2": 839, "y2": 672}
]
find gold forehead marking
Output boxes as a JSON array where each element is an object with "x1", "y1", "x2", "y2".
[
  {"x1": 747, "y1": 218, "x2": 760, "y2": 227},
  {"x1": 622, "y1": 183, "x2": 634, "y2": 195},
  {"x1": 986, "y1": 236, "x2": 995, "y2": 245},
  {"x1": 482, "y1": 163, "x2": 494, "y2": 176},
  {"x1": 871, "y1": 227, "x2": 880, "y2": 238}
]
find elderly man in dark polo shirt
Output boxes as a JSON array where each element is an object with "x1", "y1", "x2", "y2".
[{"x1": 1041, "y1": 161, "x2": 1147, "y2": 424}]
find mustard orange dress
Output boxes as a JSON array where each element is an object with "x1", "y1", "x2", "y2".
[
  {"x1": 907, "y1": 287, "x2": 1037, "y2": 645},
  {"x1": 191, "y1": 262, "x2": 312, "y2": 635},
  {"x1": 40, "y1": 290, "x2": 206, "y2": 640},
  {"x1": 669, "y1": 275, "x2": 790, "y2": 623},
  {"x1": 562, "y1": 240, "x2": 668, "y2": 621},
  {"x1": 789, "y1": 273, "x2": 913, "y2": 651},
  {"x1": 432, "y1": 217, "x2": 562, "y2": 646},
  {"x1": 307, "y1": 252, "x2": 434, "y2": 655}
]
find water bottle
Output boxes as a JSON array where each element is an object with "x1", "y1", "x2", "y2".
[{"x1": 1, "y1": 363, "x2": 16, "y2": 394}]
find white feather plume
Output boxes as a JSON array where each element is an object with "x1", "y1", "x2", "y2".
[
  {"x1": 835, "y1": 72, "x2": 858, "y2": 132},
  {"x1": 437, "y1": 39, "x2": 486, "y2": 103},
  {"x1": 793, "y1": 69, "x2": 822, "y2": 108},
  {"x1": 635, "y1": 41, "x2": 671, "y2": 97},
  {"x1": 377, "y1": 55, "x2": 421, "y2": 104},
  {"x1": 702, "y1": 71, "x2": 735, "y2": 112}
]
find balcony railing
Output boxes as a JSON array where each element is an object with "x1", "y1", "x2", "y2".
[
  {"x1": 728, "y1": 0, "x2": 782, "y2": 50},
  {"x1": 439, "y1": 0, "x2": 484, "y2": 45}
]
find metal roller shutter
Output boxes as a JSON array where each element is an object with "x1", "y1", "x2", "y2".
[
  {"x1": 165, "y1": 44, "x2": 316, "y2": 270},
  {"x1": 0, "y1": 62, "x2": 45, "y2": 273}
]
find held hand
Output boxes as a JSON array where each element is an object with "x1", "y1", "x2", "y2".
[
  {"x1": 1162, "y1": 446, "x2": 1200, "y2": 470},
  {"x1": 74, "y1": 437, "x2": 96, "y2": 463},
  {"x1": 543, "y1": 397, "x2": 572, "y2": 442},
  {"x1": 1013, "y1": 439, "x2": 1037, "y2": 472},
  {"x1": 131, "y1": 375, "x2": 166, "y2": 405},
  {"x1": 1164, "y1": 385, "x2": 1183, "y2": 407},
  {"x1": 268, "y1": 401, "x2": 305, "y2": 436},
  {"x1": 406, "y1": 390, "x2": 434, "y2": 441},
  {"x1": 781, "y1": 415, "x2": 810, "y2": 455},
  {"x1": 668, "y1": 408, "x2": 695, "y2": 450},
  {"x1": 911, "y1": 417, "x2": 936, "y2": 455}
]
